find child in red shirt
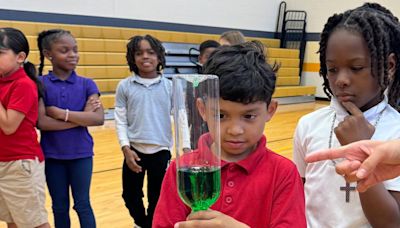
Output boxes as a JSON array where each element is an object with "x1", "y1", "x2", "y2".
[
  {"x1": 153, "y1": 42, "x2": 306, "y2": 228},
  {"x1": 0, "y1": 27, "x2": 50, "y2": 228}
]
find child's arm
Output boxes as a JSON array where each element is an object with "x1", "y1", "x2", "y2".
[
  {"x1": 359, "y1": 185, "x2": 400, "y2": 227},
  {"x1": 178, "y1": 108, "x2": 191, "y2": 151},
  {"x1": 335, "y1": 102, "x2": 400, "y2": 226},
  {"x1": 175, "y1": 210, "x2": 250, "y2": 228},
  {"x1": 45, "y1": 94, "x2": 104, "y2": 127},
  {"x1": 0, "y1": 102, "x2": 25, "y2": 135},
  {"x1": 114, "y1": 81, "x2": 142, "y2": 172},
  {"x1": 293, "y1": 120, "x2": 307, "y2": 185},
  {"x1": 37, "y1": 98, "x2": 78, "y2": 131}
]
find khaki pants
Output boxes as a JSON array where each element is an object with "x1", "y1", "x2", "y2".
[{"x1": 0, "y1": 158, "x2": 48, "y2": 228}]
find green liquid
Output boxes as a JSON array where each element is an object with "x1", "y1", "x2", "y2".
[{"x1": 178, "y1": 166, "x2": 221, "y2": 212}]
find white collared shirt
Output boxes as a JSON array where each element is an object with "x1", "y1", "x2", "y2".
[{"x1": 293, "y1": 96, "x2": 400, "y2": 228}]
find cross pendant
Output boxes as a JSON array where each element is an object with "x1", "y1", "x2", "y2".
[{"x1": 340, "y1": 182, "x2": 356, "y2": 203}]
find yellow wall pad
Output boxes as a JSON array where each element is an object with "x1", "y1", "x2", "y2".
[
  {"x1": 302, "y1": 62, "x2": 320, "y2": 72},
  {"x1": 267, "y1": 48, "x2": 299, "y2": 58},
  {"x1": 29, "y1": 50, "x2": 301, "y2": 67},
  {"x1": 40, "y1": 65, "x2": 300, "y2": 79},
  {"x1": 100, "y1": 86, "x2": 316, "y2": 110},
  {"x1": 1, "y1": 20, "x2": 280, "y2": 48},
  {"x1": 268, "y1": 58, "x2": 300, "y2": 68},
  {"x1": 94, "y1": 76, "x2": 300, "y2": 94},
  {"x1": 272, "y1": 86, "x2": 316, "y2": 98}
]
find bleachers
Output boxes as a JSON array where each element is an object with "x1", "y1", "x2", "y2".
[{"x1": 0, "y1": 19, "x2": 315, "y2": 109}]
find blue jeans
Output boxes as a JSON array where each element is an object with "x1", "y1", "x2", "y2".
[{"x1": 45, "y1": 157, "x2": 96, "y2": 228}]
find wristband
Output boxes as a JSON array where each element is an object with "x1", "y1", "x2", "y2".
[{"x1": 64, "y1": 109, "x2": 69, "y2": 122}]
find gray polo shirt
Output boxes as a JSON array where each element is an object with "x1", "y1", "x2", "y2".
[{"x1": 114, "y1": 75, "x2": 173, "y2": 149}]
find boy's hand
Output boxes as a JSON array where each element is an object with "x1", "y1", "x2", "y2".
[
  {"x1": 174, "y1": 210, "x2": 250, "y2": 228},
  {"x1": 334, "y1": 101, "x2": 375, "y2": 145},
  {"x1": 122, "y1": 146, "x2": 142, "y2": 173},
  {"x1": 84, "y1": 97, "x2": 101, "y2": 112}
]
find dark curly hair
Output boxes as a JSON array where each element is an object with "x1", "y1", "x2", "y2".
[
  {"x1": 126, "y1": 34, "x2": 165, "y2": 75},
  {"x1": 319, "y1": 3, "x2": 400, "y2": 111},
  {"x1": 203, "y1": 41, "x2": 278, "y2": 105}
]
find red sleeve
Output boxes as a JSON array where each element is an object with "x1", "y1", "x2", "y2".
[
  {"x1": 153, "y1": 161, "x2": 191, "y2": 228},
  {"x1": 7, "y1": 80, "x2": 36, "y2": 115},
  {"x1": 270, "y1": 162, "x2": 306, "y2": 228}
]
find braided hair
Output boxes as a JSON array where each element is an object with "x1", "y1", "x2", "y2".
[
  {"x1": 319, "y1": 3, "x2": 400, "y2": 111},
  {"x1": 126, "y1": 34, "x2": 165, "y2": 75},
  {"x1": 37, "y1": 29, "x2": 72, "y2": 76}
]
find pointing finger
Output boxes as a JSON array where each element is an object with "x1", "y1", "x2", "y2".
[{"x1": 305, "y1": 147, "x2": 348, "y2": 163}]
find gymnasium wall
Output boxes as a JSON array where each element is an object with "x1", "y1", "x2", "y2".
[
  {"x1": 284, "y1": 0, "x2": 400, "y2": 98},
  {"x1": 2, "y1": 1, "x2": 400, "y2": 98},
  {"x1": 0, "y1": 0, "x2": 281, "y2": 35}
]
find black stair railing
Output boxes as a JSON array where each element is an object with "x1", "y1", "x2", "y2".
[{"x1": 276, "y1": 1, "x2": 307, "y2": 79}]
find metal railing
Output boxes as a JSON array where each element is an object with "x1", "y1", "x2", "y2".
[{"x1": 276, "y1": 1, "x2": 307, "y2": 77}]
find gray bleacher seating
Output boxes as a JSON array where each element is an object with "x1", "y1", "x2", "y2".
[{"x1": 163, "y1": 42, "x2": 201, "y2": 76}]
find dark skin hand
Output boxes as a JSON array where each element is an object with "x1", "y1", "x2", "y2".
[
  {"x1": 333, "y1": 101, "x2": 400, "y2": 227},
  {"x1": 334, "y1": 101, "x2": 375, "y2": 146},
  {"x1": 122, "y1": 145, "x2": 142, "y2": 173}
]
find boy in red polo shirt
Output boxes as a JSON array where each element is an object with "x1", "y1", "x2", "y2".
[{"x1": 153, "y1": 42, "x2": 306, "y2": 228}]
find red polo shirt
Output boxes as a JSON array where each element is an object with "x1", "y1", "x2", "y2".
[
  {"x1": 0, "y1": 68, "x2": 44, "y2": 162},
  {"x1": 153, "y1": 135, "x2": 306, "y2": 228}
]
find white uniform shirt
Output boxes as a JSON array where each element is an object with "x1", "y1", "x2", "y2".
[{"x1": 293, "y1": 97, "x2": 400, "y2": 228}]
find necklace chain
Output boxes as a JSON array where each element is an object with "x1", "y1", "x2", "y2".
[{"x1": 329, "y1": 107, "x2": 386, "y2": 165}]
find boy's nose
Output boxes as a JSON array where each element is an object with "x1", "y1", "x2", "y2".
[
  {"x1": 227, "y1": 123, "x2": 244, "y2": 136},
  {"x1": 142, "y1": 52, "x2": 149, "y2": 58}
]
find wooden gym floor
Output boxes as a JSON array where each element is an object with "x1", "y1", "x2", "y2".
[{"x1": 0, "y1": 101, "x2": 328, "y2": 228}]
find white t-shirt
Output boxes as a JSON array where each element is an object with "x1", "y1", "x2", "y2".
[{"x1": 293, "y1": 97, "x2": 400, "y2": 228}]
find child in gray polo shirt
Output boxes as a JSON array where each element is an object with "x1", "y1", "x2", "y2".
[{"x1": 115, "y1": 34, "x2": 182, "y2": 228}]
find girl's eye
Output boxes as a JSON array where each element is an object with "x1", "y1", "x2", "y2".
[
  {"x1": 60, "y1": 48, "x2": 69, "y2": 54},
  {"x1": 351, "y1": 66, "x2": 363, "y2": 71},
  {"x1": 327, "y1": 68, "x2": 337, "y2": 73},
  {"x1": 219, "y1": 114, "x2": 225, "y2": 119}
]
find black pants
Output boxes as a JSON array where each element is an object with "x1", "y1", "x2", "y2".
[{"x1": 122, "y1": 148, "x2": 171, "y2": 228}]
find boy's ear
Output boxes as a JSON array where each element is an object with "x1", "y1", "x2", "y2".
[
  {"x1": 388, "y1": 53, "x2": 396, "y2": 81},
  {"x1": 196, "y1": 98, "x2": 207, "y2": 121},
  {"x1": 265, "y1": 99, "x2": 278, "y2": 122}
]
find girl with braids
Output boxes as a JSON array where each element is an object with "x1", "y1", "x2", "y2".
[
  {"x1": 0, "y1": 28, "x2": 50, "y2": 228},
  {"x1": 115, "y1": 35, "x2": 191, "y2": 228},
  {"x1": 293, "y1": 3, "x2": 400, "y2": 227},
  {"x1": 37, "y1": 29, "x2": 104, "y2": 228}
]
